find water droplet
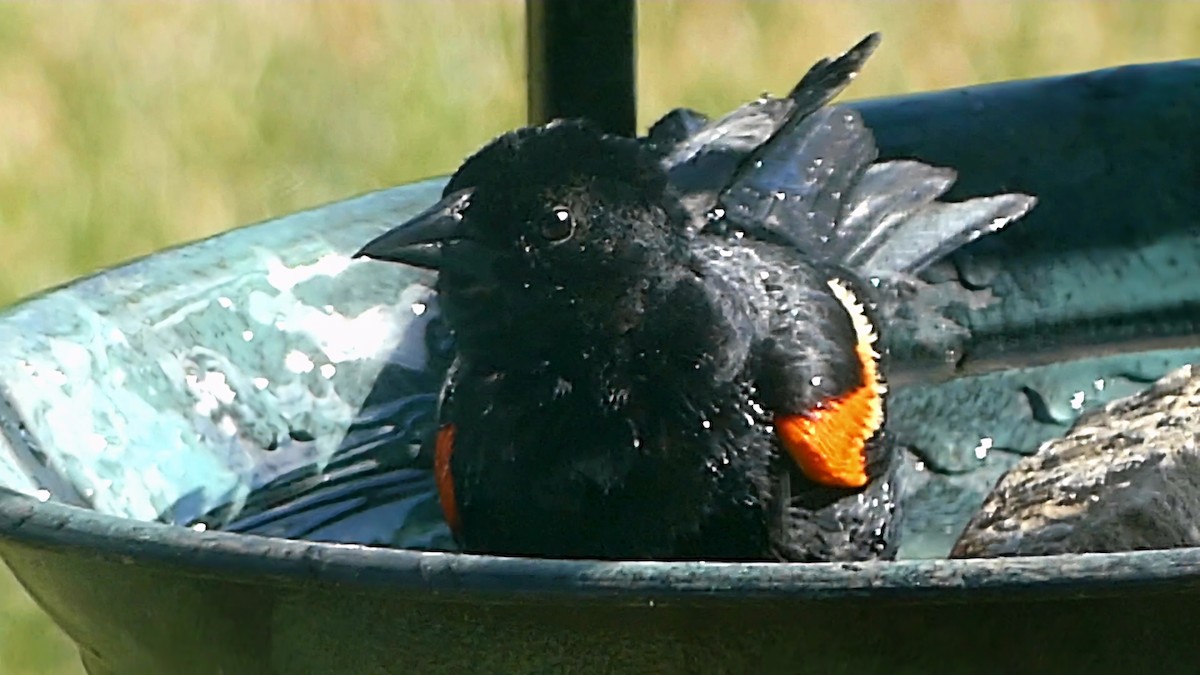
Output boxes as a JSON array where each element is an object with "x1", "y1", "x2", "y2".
[
  {"x1": 285, "y1": 350, "x2": 315, "y2": 374},
  {"x1": 191, "y1": 522, "x2": 208, "y2": 532},
  {"x1": 1070, "y1": 390, "x2": 1086, "y2": 410},
  {"x1": 810, "y1": 375, "x2": 823, "y2": 387},
  {"x1": 545, "y1": 376, "x2": 569, "y2": 398},
  {"x1": 320, "y1": 364, "x2": 337, "y2": 379},
  {"x1": 206, "y1": 372, "x2": 235, "y2": 403},
  {"x1": 701, "y1": 419, "x2": 712, "y2": 430},
  {"x1": 242, "y1": 330, "x2": 254, "y2": 342},
  {"x1": 34, "y1": 489, "x2": 50, "y2": 502},
  {"x1": 411, "y1": 302, "x2": 427, "y2": 316},
  {"x1": 973, "y1": 437, "x2": 993, "y2": 459},
  {"x1": 218, "y1": 416, "x2": 238, "y2": 436},
  {"x1": 217, "y1": 296, "x2": 234, "y2": 309},
  {"x1": 252, "y1": 377, "x2": 269, "y2": 390},
  {"x1": 1093, "y1": 378, "x2": 1106, "y2": 391}
]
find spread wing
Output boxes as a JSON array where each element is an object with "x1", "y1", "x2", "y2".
[{"x1": 645, "y1": 32, "x2": 1035, "y2": 278}]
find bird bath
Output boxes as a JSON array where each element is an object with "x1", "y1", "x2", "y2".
[{"x1": 1, "y1": 60, "x2": 1199, "y2": 674}]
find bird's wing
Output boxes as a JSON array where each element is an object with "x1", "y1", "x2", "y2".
[
  {"x1": 649, "y1": 32, "x2": 1034, "y2": 278},
  {"x1": 642, "y1": 107, "x2": 711, "y2": 157},
  {"x1": 698, "y1": 238, "x2": 902, "y2": 559},
  {"x1": 717, "y1": 103, "x2": 1035, "y2": 277},
  {"x1": 716, "y1": 104, "x2": 877, "y2": 252},
  {"x1": 695, "y1": 240, "x2": 884, "y2": 491},
  {"x1": 648, "y1": 34, "x2": 879, "y2": 219}
]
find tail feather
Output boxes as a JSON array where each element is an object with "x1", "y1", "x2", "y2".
[
  {"x1": 643, "y1": 108, "x2": 711, "y2": 156},
  {"x1": 785, "y1": 33, "x2": 880, "y2": 108},
  {"x1": 854, "y1": 193, "x2": 1037, "y2": 275},
  {"x1": 717, "y1": 106, "x2": 876, "y2": 251},
  {"x1": 834, "y1": 161, "x2": 957, "y2": 266},
  {"x1": 655, "y1": 34, "x2": 880, "y2": 205},
  {"x1": 719, "y1": 102, "x2": 1036, "y2": 276},
  {"x1": 705, "y1": 33, "x2": 1034, "y2": 276},
  {"x1": 659, "y1": 98, "x2": 794, "y2": 199}
]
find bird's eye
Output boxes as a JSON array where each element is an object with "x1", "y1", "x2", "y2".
[{"x1": 539, "y1": 207, "x2": 575, "y2": 242}]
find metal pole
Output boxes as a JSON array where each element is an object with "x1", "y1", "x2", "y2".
[{"x1": 526, "y1": 0, "x2": 637, "y2": 136}]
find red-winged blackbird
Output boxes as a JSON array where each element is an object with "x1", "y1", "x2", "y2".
[{"x1": 356, "y1": 34, "x2": 1035, "y2": 562}]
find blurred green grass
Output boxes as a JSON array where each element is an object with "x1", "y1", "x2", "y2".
[{"x1": 0, "y1": 2, "x2": 1196, "y2": 673}]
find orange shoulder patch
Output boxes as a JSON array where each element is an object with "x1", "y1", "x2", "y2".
[
  {"x1": 775, "y1": 279, "x2": 886, "y2": 489},
  {"x1": 434, "y1": 424, "x2": 462, "y2": 533}
]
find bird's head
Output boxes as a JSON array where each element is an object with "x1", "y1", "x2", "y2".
[{"x1": 356, "y1": 120, "x2": 696, "y2": 364}]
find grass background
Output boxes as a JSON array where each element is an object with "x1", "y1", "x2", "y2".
[{"x1": 0, "y1": 2, "x2": 1196, "y2": 672}]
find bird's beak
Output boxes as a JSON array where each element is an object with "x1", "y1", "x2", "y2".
[{"x1": 353, "y1": 188, "x2": 474, "y2": 270}]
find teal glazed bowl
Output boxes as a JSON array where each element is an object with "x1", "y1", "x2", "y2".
[{"x1": 1, "y1": 59, "x2": 1199, "y2": 674}]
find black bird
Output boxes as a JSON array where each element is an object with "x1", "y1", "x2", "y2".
[{"x1": 356, "y1": 34, "x2": 1035, "y2": 562}]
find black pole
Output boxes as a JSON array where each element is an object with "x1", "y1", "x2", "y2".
[{"x1": 526, "y1": 0, "x2": 637, "y2": 136}]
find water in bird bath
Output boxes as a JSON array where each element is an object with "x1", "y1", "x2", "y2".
[
  {"x1": 0, "y1": 171, "x2": 1193, "y2": 560},
  {"x1": 2, "y1": 57, "x2": 1200, "y2": 564}
]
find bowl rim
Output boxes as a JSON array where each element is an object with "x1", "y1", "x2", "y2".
[{"x1": 3, "y1": 488, "x2": 1200, "y2": 605}]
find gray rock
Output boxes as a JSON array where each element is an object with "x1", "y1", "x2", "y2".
[{"x1": 952, "y1": 363, "x2": 1200, "y2": 558}]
